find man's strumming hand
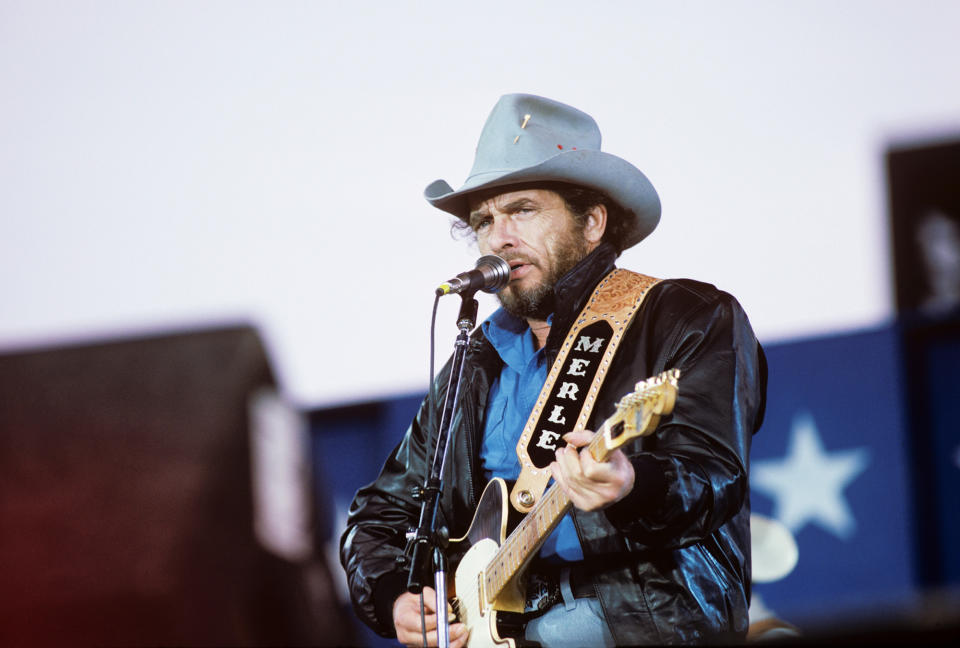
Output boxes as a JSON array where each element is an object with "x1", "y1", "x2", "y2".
[{"x1": 393, "y1": 587, "x2": 468, "y2": 648}]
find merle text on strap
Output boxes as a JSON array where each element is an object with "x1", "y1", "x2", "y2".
[{"x1": 509, "y1": 269, "x2": 661, "y2": 513}]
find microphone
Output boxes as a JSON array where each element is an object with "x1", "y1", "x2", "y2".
[{"x1": 436, "y1": 255, "x2": 511, "y2": 296}]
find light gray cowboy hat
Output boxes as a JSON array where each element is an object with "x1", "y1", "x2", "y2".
[{"x1": 424, "y1": 93, "x2": 661, "y2": 249}]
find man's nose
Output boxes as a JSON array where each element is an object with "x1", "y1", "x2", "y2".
[{"x1": 486, "y1": 216, "x2": 519, "y2": 252}]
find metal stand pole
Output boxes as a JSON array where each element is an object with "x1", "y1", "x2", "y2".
[{"x1": 405, "y1": 294, "x2": 479, "y2": 648}]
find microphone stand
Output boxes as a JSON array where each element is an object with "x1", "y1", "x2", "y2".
[{"x1": 405, "y1": 291, "x2": 479, "y2": 648}]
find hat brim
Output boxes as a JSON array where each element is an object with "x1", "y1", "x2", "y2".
[{"x1": 425, "y1": 149, "x2": 660, "y2": 249}]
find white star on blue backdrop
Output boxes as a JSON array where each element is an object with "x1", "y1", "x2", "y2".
[{"x1": 752, "y1": 412, "x2": 870, "y2": 540}]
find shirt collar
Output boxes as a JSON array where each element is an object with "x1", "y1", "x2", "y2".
[{"x1": 481, "y1": 308, "x2": 552, "y2": 372}]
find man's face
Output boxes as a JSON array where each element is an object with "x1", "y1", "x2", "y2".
[{"x1": 467, "y1": 188, "x2": 590, "y2": 320}]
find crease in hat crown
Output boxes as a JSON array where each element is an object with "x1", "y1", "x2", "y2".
[{"x1": 424, "y1": 93, "x2": 661, "y2": 250}]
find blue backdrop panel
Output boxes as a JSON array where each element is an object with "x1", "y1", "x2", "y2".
[
  {"x1": 310, "y1": 393, "x2": 425, "y2": 648},
  {"x1": 750, "y1": 325, "x2": 917, "y2": 625}
]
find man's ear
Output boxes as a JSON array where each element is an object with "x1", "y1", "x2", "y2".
[{"x1": 584, "y1": 204, "x2": 608, "y2": 246}]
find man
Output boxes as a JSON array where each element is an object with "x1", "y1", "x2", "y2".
[{"x1": 340, "y1": 94, "x2": 766, "y2": 646}]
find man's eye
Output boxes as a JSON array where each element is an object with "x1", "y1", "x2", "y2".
[{"x1": 473, "y1": 219, "x2": 491, "y2": 232}]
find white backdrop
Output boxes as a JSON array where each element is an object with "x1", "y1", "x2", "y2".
[{"x1": 2, "y1": 0, "x2": 959, "y2": 407}]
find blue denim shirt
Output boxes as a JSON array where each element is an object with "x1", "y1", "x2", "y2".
[{"x1": 480, "y1": 307, "x2": 584, "y2": 562}]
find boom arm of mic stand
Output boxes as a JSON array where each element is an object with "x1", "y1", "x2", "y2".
[{"x1": 405, "y1": 293, "x2": 478, "y2": 648}]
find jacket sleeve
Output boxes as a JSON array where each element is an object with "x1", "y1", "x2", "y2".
[
  {"x1": 603, "y1": 282, "x2": 766, "y2": 548},
  {"x1": 338, "y1": 388, "x2": 439, "y2": 637}
]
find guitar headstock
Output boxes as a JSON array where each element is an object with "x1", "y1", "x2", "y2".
[{"x1": 601, "y1": 369, "x2": 680, "y2": 453}]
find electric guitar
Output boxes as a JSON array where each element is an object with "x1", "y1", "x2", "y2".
[{"x1": 448, "y1": 369, "x2": 680, "y2": 648}]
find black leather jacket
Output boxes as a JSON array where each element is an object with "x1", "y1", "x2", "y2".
[{"x1": 340, "y1": 243, "x2": 767, "y2": 645}]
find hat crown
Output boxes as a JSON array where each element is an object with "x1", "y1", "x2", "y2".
[{"x1": 466, "y1": 94, "x2": 602, "y2": 184}]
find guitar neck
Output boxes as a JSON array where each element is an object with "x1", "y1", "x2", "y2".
[
  {"x1": 481, "y1": 418, "x2": 620, "y2": 604},
  {"x1": 478, "y1": 368, "x2": 679, "y2": 607}
]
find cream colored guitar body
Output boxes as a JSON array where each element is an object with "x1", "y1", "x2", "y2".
[
  {"x1": 453, "y1": 538, "x2": 515, "y2": 648},
  {"x1": 449, "y1": 477, "x2": 523, "y2": 648}
]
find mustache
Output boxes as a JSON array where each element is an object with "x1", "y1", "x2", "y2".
[{"x1": 497, "y1": 251, "x2": 538, "y2": 267}]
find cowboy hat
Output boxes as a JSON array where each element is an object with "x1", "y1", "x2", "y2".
[{"x1": 424, "y1": 93, "x2": 661, "y2": 249}]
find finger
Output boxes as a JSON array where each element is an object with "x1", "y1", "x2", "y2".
[
  {"x1": 561, "y1": 450, "x2": 613, "y2": 506},
  {"x1": 583, "y1": 455, "x2": 636, "y2": 507},
  {"x1": 394, "y1": 593, "x2": 432, "y2": 626},
  {"x1": 397, "y1": 620, "x2": 437, "y2": 647},
  {"x1": 549, "y1": 460, "x2": 566, "y2": 491},
  {"x1": 555, "y1": 443, "x2": 583, "y2": 479},
  {"x1": 580, "y1": 447, "x2": 616, "y2": 481},
  {"x1": 400, "y1": 622, "x2": 466, "y2": 648},
  {"x1": 397, "y1": 625, "x2": 432, "y2": 647},
  {"x1": 562, "y1": 429, "x2": 594, "y2": 447},
  {"x1": 419, "y1": 586, "x2": 439, "y2": 613},
  {"x1": 552, "y1": 457, "x2": 597, "y2": 511},
  {"x1": 399, "y1": 630, "x2": 435, "y2": 648},
  {"x1": 450, "y1": 622, "x2": 470, "y2": 648},
  {"x1": 419, "y1": 587, "x2": 457, "y2": 619},
  {"x1": 397, "y1": 611, "x2": 438, "y2": 636},
  {"x1": 395, "y1": 599, "x2": 438, "y2": 630}
]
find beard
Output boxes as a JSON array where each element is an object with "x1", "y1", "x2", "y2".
[{"x1": 497, "y1": 229, "x2": 589, "y2": 320}]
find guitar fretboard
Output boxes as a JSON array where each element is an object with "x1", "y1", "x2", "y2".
[
  {"x1": 477, "y1": 368, "x2": 679, "y2": 606},
  {"x1": 481, "y1": 425, "x2": 613, "y2": 602}
]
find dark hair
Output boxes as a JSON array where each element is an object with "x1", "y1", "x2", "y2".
[{"x1": 449, "y1": 181, "x2": 633, "y2": 254}]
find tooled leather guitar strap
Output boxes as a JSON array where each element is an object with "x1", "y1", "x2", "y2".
[{"x1": 509, "y1": 269, "x2": 661, "y2": 513}]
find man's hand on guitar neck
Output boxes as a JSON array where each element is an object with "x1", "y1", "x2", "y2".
[
  {"x1": 550, "y1": 429, "x2": 636, "y2": 512},
  {"x1": 393, "y1": 587, "x2": 469, "y2": 648}
]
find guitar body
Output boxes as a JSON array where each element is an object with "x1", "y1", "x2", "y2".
[{"x1": 449, "y1": 478, "x2": 526, "y2": 648}]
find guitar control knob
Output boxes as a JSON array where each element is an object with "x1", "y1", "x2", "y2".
[{"x1": 518, "y1": 490, "x2": 535, "y2": 508}]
